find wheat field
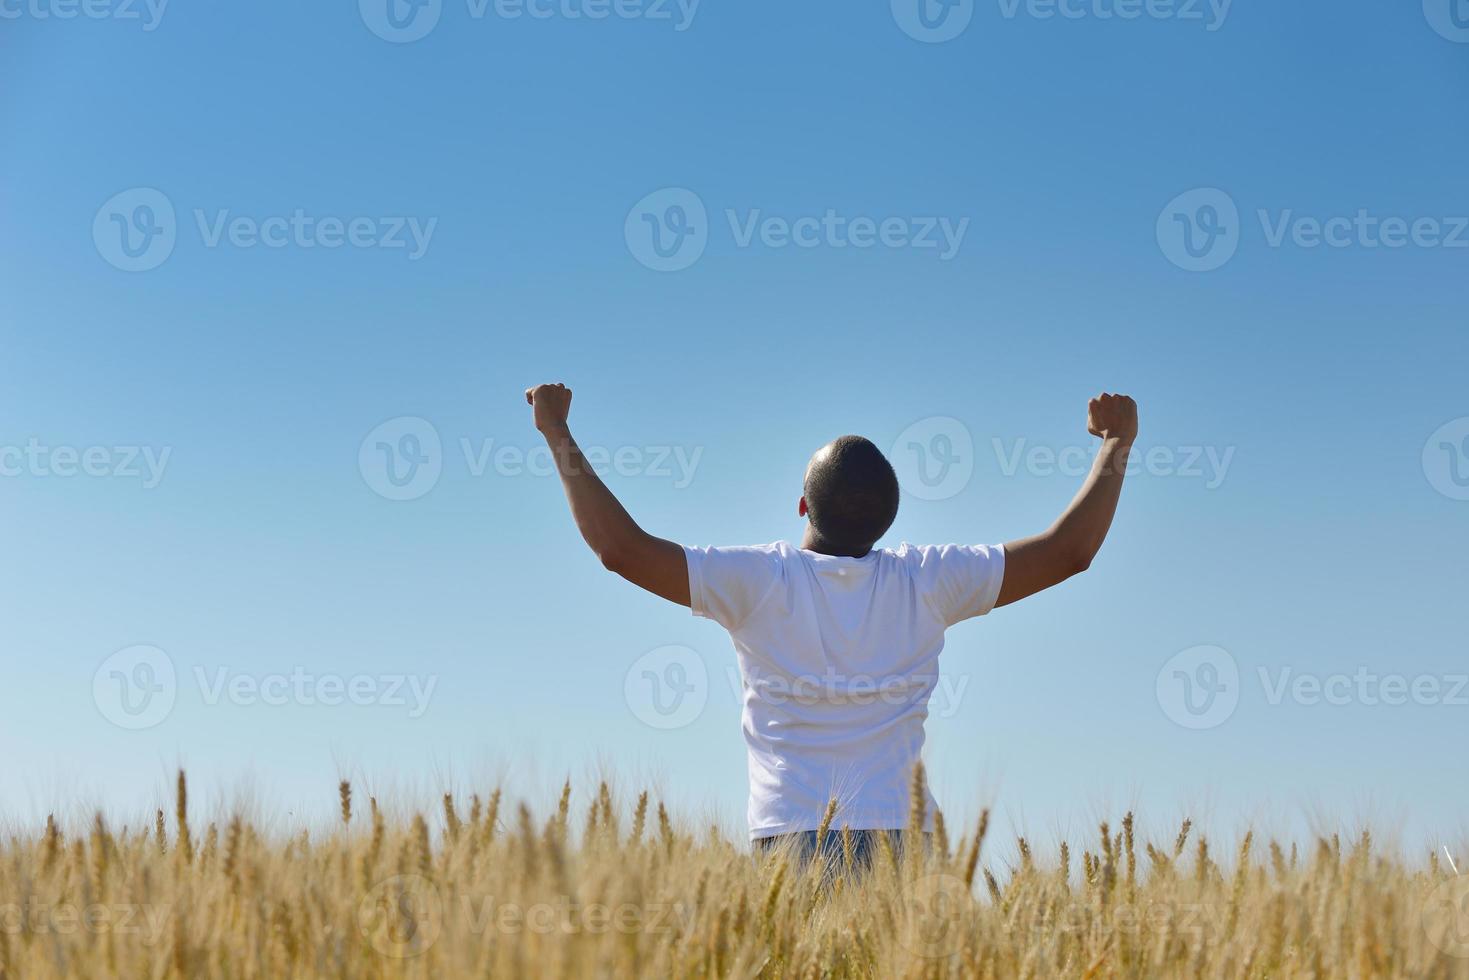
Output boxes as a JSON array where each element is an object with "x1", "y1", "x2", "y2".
[{"x1": 3, "y1": 769, "x2": 1467, "y2": 979}]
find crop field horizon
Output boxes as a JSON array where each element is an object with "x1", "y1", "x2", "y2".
[{"x1": 4, "y1": 770, "x2": 1469, "y2": 979}]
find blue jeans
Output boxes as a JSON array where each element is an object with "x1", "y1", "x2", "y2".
[{"x1": 752, "y1": 829, "x2": 926, "y2": 872}]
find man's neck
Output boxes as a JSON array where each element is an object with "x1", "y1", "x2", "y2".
[{"x1": 799, "y1": 528, "x2": 872, "y2": 559}]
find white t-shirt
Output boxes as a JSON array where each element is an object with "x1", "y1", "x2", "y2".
[{"x1": 684, "y1": 540, "x2": 1006, "y2": 840}]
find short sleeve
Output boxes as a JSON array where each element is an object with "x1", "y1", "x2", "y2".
[
  {"x1": 906, "y1": 543, "x2": 1007, "y2": 627},
  {"x1": 684, "y1": 544, "x2": 785, "y2": 631}
]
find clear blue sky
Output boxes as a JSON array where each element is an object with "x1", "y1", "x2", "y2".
[{"x1": 3, "y1": 0, "x2": 1467, "y2": 855}]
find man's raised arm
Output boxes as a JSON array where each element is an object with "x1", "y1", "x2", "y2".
[
  {"x1": 526, "y1": 383, "x2": 690, "y2": 607},
  {"x1": 996, "y1": 393, "x2": 1138, "y2": 608}
]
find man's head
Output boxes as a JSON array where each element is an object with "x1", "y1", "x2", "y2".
[{"x1": 799, "y1": 436, "x2": 900, "y2": 557}]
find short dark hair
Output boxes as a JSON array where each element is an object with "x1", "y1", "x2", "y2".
[{"x1": 803, "y1": 435, "x2": 900, "y2": 555}]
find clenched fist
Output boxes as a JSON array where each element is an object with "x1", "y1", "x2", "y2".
[
  {"x1": 525, "y1": 382, "x2": 572, "y2": 433},
  {"x1": 1086, "y1": 392, "x2": 1138, "y2": 443}
]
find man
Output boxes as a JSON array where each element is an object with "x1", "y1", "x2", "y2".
[{"x1": 525, "y1": 382, "x2": 1137, "y2": 855}]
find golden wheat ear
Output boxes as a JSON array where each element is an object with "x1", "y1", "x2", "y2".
[
  {"x1": 175, "y1": 769, "x2": 193, "y2": 865},
  {"x1": 815, "y1": 797, "x2": 838, "y2": 851}
]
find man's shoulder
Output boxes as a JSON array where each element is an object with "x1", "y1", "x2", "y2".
[
  {"x1": 689, "y1": 541, "x2": 789, "y2": 555},
  {"x1": 881, "y1": 543, "x2": 1004, "y2": 569},
  {"x1": 880, "y1": 542, "x2": 933, "y2": 563},
  {"x1": 723, "y1": 541, "x2": 793, "y2": 557},
  {"x1": 686, "y1": 541, "x2": 795, "y2": 570}
]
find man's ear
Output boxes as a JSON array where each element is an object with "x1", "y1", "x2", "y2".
[{"x1": 798, "y1": 496, "x2": 808, "y2": 518}]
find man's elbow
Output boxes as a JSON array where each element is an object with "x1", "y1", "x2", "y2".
[
  {"x1": 1067, "y1": 549, "x2": 1095, "y2": 578},
  {"x1": 598, "y1": 544, "x2": 631, "y2": 577}
]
